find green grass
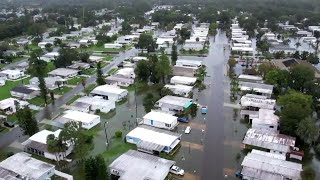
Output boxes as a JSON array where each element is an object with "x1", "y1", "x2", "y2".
[
  {"x1": 84, "y1": 45, "x2": 122, "y2": 53},
  {"x1": 102, "y1": 138, "x2": 136, "y2": 164},
  {"x1": 100, "y1": 61, "x2": 109, "y2": 68},
  {"x1": 46, "y1": 62, "x2": 56, "y2": 73},
  {"x1": 0, "y1": 77, "x2": 32, "y2": 100},
  {"x1": 53, "y1": 86, "x2": 72, "y2": 95},
  {"x1": 67, "y1": 77, "x2": 86, "y2": 86},
  {"x1": 83, "y1": 125, "x2": 102, "y2": 137},
  {"x1": 28, "y1": 96, "x2": 53, "y2": 106},
  {"x1": 66, "y1": 95, "x2": 82, "y2": 105},
  {"x1": 6, "y1": 114, "x2": 18, "y2": 123},
  {"x1": 107, "y1": 68, "x2": 118, "y2": 75},
  {"x1": 82, "y1": 68, "x2": 96, "y2": 75}
]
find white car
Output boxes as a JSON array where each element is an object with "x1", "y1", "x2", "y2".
[
  {"x1": 170, "y1": 166, "x2": 185, "y2": 176},
  {"x1": 185, "y1": 126, "x2": 191, "y2": 134}
]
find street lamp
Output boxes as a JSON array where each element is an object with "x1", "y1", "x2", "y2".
[{"x1": 104, "y1": 121, "x2": 109, "y2": 146}]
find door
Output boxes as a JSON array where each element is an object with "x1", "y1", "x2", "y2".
[{"x1": 150, "y1": 120, "x2": 154, "y2": 126}]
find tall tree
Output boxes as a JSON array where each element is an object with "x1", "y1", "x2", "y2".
[
  {"x1": 155, "y1": 53, "x2": 172, "y2": 83},
  {"x1": 16, "y1": 107, "x2": 39, "y2": 136},
  {"x1": 296, "y1": 117, "x2": 319, "y2": 145},
  {"x1": 135, "y1": 60, "x2": 151, "y2": 82},
  {"x1": 136, "y1": 33, "x2": 157, "y2": 53},
  {"x1": 55, "y1": 48, "x2": 79, "y2": 68},
  {"x1": 289, "y1": 64, "x2": 315, "y2": 92},
  {"x1": 278, "y1": 90, "x2": 312, "y2": 136},
  {"x1": 96, "y1": 62, "x2": 105, "y2": 85},
  {"x1": 84, "y1": 155, "x2": 108, "y2": 180},
  {"x1": 171, "y1": 44, "x2": 178, "y2": 65},
  {"x1": 143, "y1": 93, "x2": 155, "y2": 113}
]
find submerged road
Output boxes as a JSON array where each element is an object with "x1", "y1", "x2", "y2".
[
  {"x1": 0, "y1": 48, "x2": 138, "y2": 149},
  {"x1": 201, "y1": 31, "x2": 229, "y2": 179}
]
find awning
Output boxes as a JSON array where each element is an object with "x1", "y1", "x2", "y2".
[{"x1": 184, "y1": 101, "x2": 193, "y2": 108}]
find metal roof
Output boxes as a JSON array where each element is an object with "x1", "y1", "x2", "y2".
[
  {"x1": 239, "y1": 81, "x2": 274, "y2": 95},
  {"x1": 109, "y1": 150, "x2": 175, "y2": 180},
  {"x1": 157, "y1": 96, "x2": 192, "y2": 108},
  {"x1": 243, "y1": 129, "x2": 296, "y2": 153},
  {"x1": 241, "y1": 150, "x2": 302, "y2": 179},
  {"x1": 11, "y1": 86, "x2": 36, "y2": 94},
  {"x1": 240, "y1": 94, "x2": 276, "y2": 110}
]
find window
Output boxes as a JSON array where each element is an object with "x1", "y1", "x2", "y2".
[
  {"x1": 269, "y1": 126, "x2": 274, "y2": 128},
  {"x1": 165, "y1": 123, "x2": 171, "y2": 127}
]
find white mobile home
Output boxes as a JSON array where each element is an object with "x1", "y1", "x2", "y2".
[
  {"x1": 48, "y1": 68, "x2": 79, "y2": 78},
  {"x1": 132, "y1": 56, "x2": 148, "y2": 62},
  {"x1": 239, "y1": 81, "x2": 274, "y2": 97},
  {"x1": 164, "y1": 84, "x2": 193, "y2": 97},
  {"x1": 29, "y1": 76, "x2": 67, "y2": 90},
  {"x1": 176, "y1": 59, "x2": 202, "y2": 68},
  {"x1": 70, "y1": 96, "x2": 115, "y2": 113},
  {"x1": 251, "y1": 109, "x2": 279, "y2": 132},
  {"x1": 57, "y1": 110, "x2": 101, "y2": 130},
  {"x1": 90, "y1": 85, "x2": 128, "y2": 102},
  {"x1": 143, "y1": 111, "x2": 178, "y2": 130},
  {"x1": 106, "y1": 75, "x2": 134, "y2": 87},
  {"x1": 170, "y1": 76, "x2": 197, "y2": 86},
  {"x1": 22, "y1": 129, "x2": 74, "y2": 161},
  {"x1": 0, "y1": 69, "x2": 24, "y2": 80},
  {"x1": 104, "y1": 43, "x2": 123, "y2": 49},
  {"x1": 238, "y1": 74, "x2": 263, "y2": 83},
  {"x1": 156, "y1": 95, "x2": 193, "y2": 114},
  {"x1": 126, "y1": 125, "x2": 181, "y2": 154}
]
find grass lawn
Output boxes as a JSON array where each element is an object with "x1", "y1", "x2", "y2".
[
  {"x1": 0, "y1": 77, "x2": 32, "y2": 100},
  {"x1": 84, "y1": 84, "x2": 97, "y2": 94},
  {"x1": 28, "y1": 96, "x2": 53, "y2": 106},
  {"x1": 100, "y1": 61, "x2": 109, "y2": 68},
  {"x1": 53, "y1": 86, "x2": 72, "y2": 95},
  {"x1": 46, "y1": 62, "x2": 56, "y2": 73},
  {"x1": 102, "y1": 137, "x2": 136, "y2": 164},
  {"x1": 28, "y1": 44, "x2": 41, "y2": 51},
  {"x1": 82, "y1": 68, "x2": 96, "y2": 75},
  {"x1": 67, "y1": 77, "x2": 86, "y2": 86},
  {"x1": 0, "y1": 127, "x2": 9, "y2": 136},
  {"x1": 6, "y1": 114, "x2": 18, "y2": 123},
  {"x1": 66, "y1": 95, "x2": 82, "y2": 105},
  {"x1": 107, "y1": 68, "x2": 118, "y2": 75},
  {"x1": 98, "y1": 54, "x2": 113, "y2": 61}
]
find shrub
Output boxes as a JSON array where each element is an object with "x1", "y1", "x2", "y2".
[{"x1": 115, "y1": 130, "x2": 122, "y2": 138}]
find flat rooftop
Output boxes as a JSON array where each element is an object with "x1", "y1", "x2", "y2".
[
  {"x1": 238, "y1": 74, "x2": 263, "y2": 81},
  {"x1": 91, "y1": 85, "x2": 128, "y2": 95},
  {"x1": 241, "y1": 94, "x2": 276, "y2": 110},
  {"x1": 243, "y1": 128, "x2": 296, "y2": 153},
  {"x1": 127, "y1": 125, "x2": 181, "y2": 147},
  {"x1": 241, "y1": 150, "x2": 302, "y2": 179},
  {"x1": 239, "y1": 81, "x2": 274, "y2": 94},
  {"x1": 28, "y1": 129, "x2": 61, "y2": 145},
  {"x1": 48, "y1": 68, "x2": 79, "y2": 77},
  {"x1": 143, "y1": 111, "x2": 177, "y2": 124},
  {"x1": 0, "y1": 152, "x2": 54, "y2": 180},
  {"x1": 109, "y1": 150, "x2": 175, "y2": 180},
  {"x1": 158, "y1": 95, "x2": 192, "y2": 107},
  {"x1": 252, "y1": 109, "x2": 279, "y2": 126},
  {"x1": 62, "y1": 110, "x2": 100, "y2": 123}
]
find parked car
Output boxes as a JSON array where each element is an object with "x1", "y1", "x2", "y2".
[
  {"x1": 184, "y1": 126, "x2": 191, "y2": 134},
  {"x1": 177, "y1": 117, "x2": 189, "y2": 123},
  {"x1": 3, "y1": 121, "x2": 14, "y2": 128},
  {"x1": 170, "y1": 166, "x2": 185, "y2": 176},
  {"x1": 201, "y1": 106, "x2": 207, "y2": 114}
]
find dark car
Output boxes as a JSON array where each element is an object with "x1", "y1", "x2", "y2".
[
  {"x1": 117, "y1": 62, "x2": 124, "y2": 68},
  {"x1": 177, "y1": 117, "x2": 189, "y2": 123},
  {"x1": 3, "y1": 121, "x2": 14, "y2": 128}
]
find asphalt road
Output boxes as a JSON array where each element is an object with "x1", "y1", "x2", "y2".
[
  {"x1": 0, "y1": 48, "x2": 138, "y2": 149},
  {"x1": 201, "y1": 31, "x2": 228, "y2": 179}
]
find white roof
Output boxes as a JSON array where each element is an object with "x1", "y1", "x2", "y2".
[
  {"x1": 75, "y1": 96, "x2": 115, "y2": 107},
  {"x1": 156, "y1": 37, "x2": 174, "y2": 45},
  {"x1": 1, "y1": 69, "x2": 22, "y2": 75},
  {"x1": 164, "y1": 84, "x2": 193, "y2": 92},
  {"x1": 143, "y1": 111, "x2": 177, "y2": 124},
  {"x1": 109, "y1": 150, "x2": 175, "y2": 180},
  {"x1": 127, "y1": 126, "x2": 180, "y2": 147},
  {"x1": 238, "y1": 74, "x2": 263, "y2": 81},
  {"x1": 176, "y1": 59, "x2": 203, "y2": 67},
  {"x1": 241, "y1": 94, "x2": 276, "y2": 109},
  {"x1": 62, "y1": 110, "x2": 100, "y2": 123},
  {"x1": 43, "y1": 52, "x2": 59, "y2": 57},
  {"x1": 252, "y1": 109, "x2": 279, "y2": 126},
  {"x1": 28, "y1": 129, "x2": 62, "y2": 144},
  {"x1": 241, "y1": 150, "x2": 302, "y2": 179},
  {"x1": 117, "y1": 68, "x2": 134, "y2": 76},
  {"x1": 239, "y1": 81, "x2": 274, "y2": 95},
  {"x1": 231, "y1": 46, "x2": 253, "y2": 52},
  {"x1": 170, "y1": 76, "x2": 197, "y2": 84},
  {"x1": 48, "y1": 68, "x2": 79, "y2": 77},
  {"x1": 91, "y1": 84, "x2": 128, "y2": 95},
  {"x1": 132, "y1": 56, "x2": 148, "y2": 61},
  {"x1": 89, "y1": 55, "x2": 104, "y2": 61},
  {"x1": 243, "y1": 128, "x2": 296, "y2": 153},
  {"x1": 158, "y1": 95, "x2": 192, "y2": 107},
  {"x1": 0, "y1": 152, "x2": 55, "y2": 180},
  {"x1": 0, "y1": 98, "x2": 28, "y2": 109}
]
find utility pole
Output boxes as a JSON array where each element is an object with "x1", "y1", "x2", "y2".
[{"x1": 104, "y1": 121, "x2": 109, "y2": 146}]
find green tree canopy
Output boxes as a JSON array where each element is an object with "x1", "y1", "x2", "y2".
[
  {"x1": 296, "y1": 117, "x2": 319, "y2": 145},
  {"x1": 278, "y1": 90, "x2": 313, "y2": 136},
  {"x1": 135, "y1": 60, "x2": 151, "y2": 82},
  {"x1": 16, "y1": 107, "x2": 39, "y2": 136},
  {"x1": 136, "y1": 33, "x2": 157, "y2": 53},
  {"x1": 289, "y1": 64, "x2": 315, "y2": 92}
]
